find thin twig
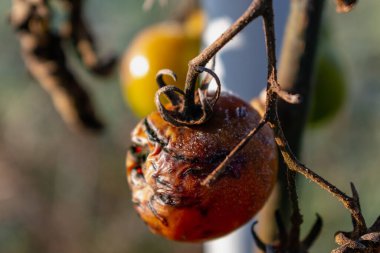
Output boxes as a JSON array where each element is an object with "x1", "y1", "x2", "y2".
[
  {"x1": 183, "y1": 0, "x2": 266, "y2": 110},
  {"x1": 261, "y1": 0, "x2": 367, "y2": 238},
  {"x1": 202, "y1": 120, "x2": 265, "y2": 186},
  {"x1": 268, "y1": 120, "x2": 367, "y2": 236},
  {"x1": 155, "y1": 0, "x2": 269, "y2": 126},
  {"x1": 276, "y1": 0, "x2": 326, "y2": 248},
  {"x1": 183, "y1": 0, "x2": 367, "y2": 240},
  {"x1": 262, "y1": 3, "x2": 305, "y2": 250},
  {"x1": 287, "y1": 170, "x2": 303, "y2": 250}
]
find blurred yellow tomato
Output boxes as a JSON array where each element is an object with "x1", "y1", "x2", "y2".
[{"x1": 120, "y1": 11, "x2": 204, "y2": 117}]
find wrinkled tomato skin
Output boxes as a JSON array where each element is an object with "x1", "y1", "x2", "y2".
[{"x1": 126, "y1": 92, "x2": 278, "y2": 242}]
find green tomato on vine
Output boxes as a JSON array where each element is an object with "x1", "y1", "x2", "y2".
[{"x1": 308, "y1": 48, "x2": 347, "y2": 127}]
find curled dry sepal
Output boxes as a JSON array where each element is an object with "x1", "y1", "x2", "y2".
[
  {"x1": 9, "y1": 0, "x2": 116, "y2": 133},
  {"x1": 154, "y1": 66, "x2": 221, "y2": 127},
  {"x1": 333, "y1": 225, "x2": 380, "y2": 253},
  {"x1": 332, "y1": 185, "x2": 380, "y2": 253}
]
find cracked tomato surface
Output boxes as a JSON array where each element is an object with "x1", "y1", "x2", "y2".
[{"x1": 126, "y1": 92, "x2": 278, "y2": 242}]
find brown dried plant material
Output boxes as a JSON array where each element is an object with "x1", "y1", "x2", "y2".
[
  {"x1": 332, "y1": 217, "x2": 380, "y2": 253},
  {"x1": 336, "y1": 0, "x2": 358, "y2": 13},
  {"x1": 252, "y1": 212, "x2": 323, "y2": 253},
  {"x1": 59, "y1": 0, "x2": 117, "y2": 76},
  {"x1": 148, "y1": 0, "x2": 380, "y2": 251},
  {"x1": 9, "y1": 0, "x2": 104, "y2": 132}
]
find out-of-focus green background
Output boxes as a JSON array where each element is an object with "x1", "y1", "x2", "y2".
[
  {"x1": 0, "y1": 1, "x2": 379, "y2": 253},
  {"x1": 301, "y1": 1, "x2": 380, "y2": 251}
]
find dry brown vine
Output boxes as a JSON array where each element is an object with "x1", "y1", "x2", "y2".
[
  {"x1": 9, "y1": 0, "x2": 116, "y2": 133},
  {"x1": 153, "y1": 0, "x2": 380, "y2": 252},
  {"x1": 59, "y1": 0, "x2": 117, "y2": 76}
]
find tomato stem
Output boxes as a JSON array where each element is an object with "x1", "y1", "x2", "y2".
[
  {"x1": 156, "y1": 0, "x2": 369, "y2": 250},
  {"x1": 155, "y1": 0, "x2": 266, "y2": 127},
  {"x1": 184, "y1": 0, "x2": 367, "y2": 249}
]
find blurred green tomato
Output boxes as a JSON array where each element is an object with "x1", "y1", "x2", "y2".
[
  {"x1": 120, "y1": 11, "x2": 204, "y2": 117},
  {"x1": 308, "y1": 52, "x2": 346, "y2": 126}
]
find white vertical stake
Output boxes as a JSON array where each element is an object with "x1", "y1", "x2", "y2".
[
  {"x1": 204, "y1": 222, "x2": 254, "y2": 253},
  {"x1": 201, "y1": 0, "x2": 289, "y2": 252}
]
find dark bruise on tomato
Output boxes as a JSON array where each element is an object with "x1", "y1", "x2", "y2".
[{"x1": 126, "y1": 92, "x2": 278, "y2": 242}]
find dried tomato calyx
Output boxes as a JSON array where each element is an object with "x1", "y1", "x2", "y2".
[{"x1": 154, "y1": 66, "x2": 221, "y2": 127}]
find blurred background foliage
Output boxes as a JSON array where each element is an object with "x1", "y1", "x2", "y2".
[{"x1": 0, "y1": 1, "x2": 379, "y2": 253}]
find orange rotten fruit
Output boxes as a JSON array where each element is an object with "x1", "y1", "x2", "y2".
[{"x1": 126, "y1": 92, "x2": 278, "y2": 242}]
